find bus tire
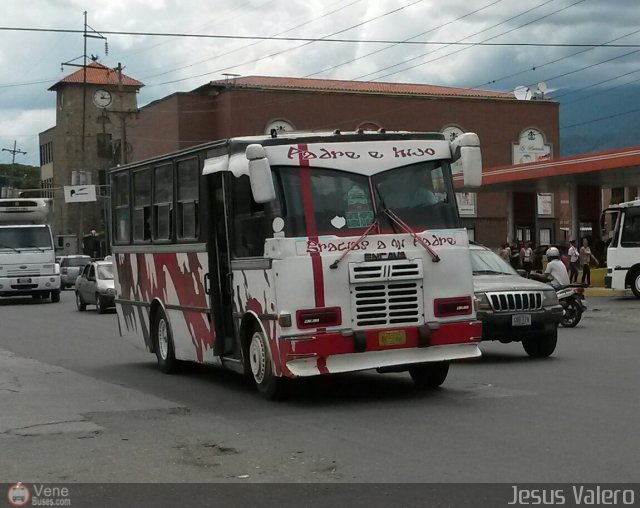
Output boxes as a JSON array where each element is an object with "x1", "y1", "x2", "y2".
[
  {"x1": 50, "y1": 289, "x2": 60, "y2": 303},
  {"x1": 630, "y1": 270, "x2": 640, "y2": 298},
  {"x1": 248, "y1": 330, "x2": 287, "y2": 400},
  {"x1": 153, "y1": 308, "x2": 177, "y2": 374},
  {"x1": 76, "y1": 291, "x2": 86, "y2": 311},
  {"x1": 409, "y1": 361, "x2": 449, "y2": 389}
]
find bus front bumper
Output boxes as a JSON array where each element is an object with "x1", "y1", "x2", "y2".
[{"x1": 279, "y1": 321, "x2": 482, "y2": 377}]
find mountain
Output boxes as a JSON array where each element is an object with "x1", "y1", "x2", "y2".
[{"x1": 557, "y1": 84, "x2": 640, "y2": 156}]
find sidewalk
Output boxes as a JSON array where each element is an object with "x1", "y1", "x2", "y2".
[{"x1": 584, "y1": 287, "x2": 631, "y2": 297}]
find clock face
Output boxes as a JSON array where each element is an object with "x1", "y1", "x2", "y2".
[{"x1": 93, "y1": 89, "x2": 112, "y2": 108}]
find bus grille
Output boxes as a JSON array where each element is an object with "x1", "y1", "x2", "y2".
[
  {"x1": 487, "y1": 291, "x2": 543, "y2": 312},
  {"x1": 349, "y1": 260, "x2": 423, "y2": 282},
  {"x1": 352, "y1": 281, "x2": 423, "y2": 328}
]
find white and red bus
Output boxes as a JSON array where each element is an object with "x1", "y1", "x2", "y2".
[{"x1": 110, "y1": 131, "x2": 483, "y2": 399}]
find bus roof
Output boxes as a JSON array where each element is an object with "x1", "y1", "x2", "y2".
[{"x1": 109, "y1": 131, "x2": 447, "y2": 175}]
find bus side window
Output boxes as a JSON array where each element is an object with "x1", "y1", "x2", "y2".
[
  {"x1": 153, "y1": 163, "x2": 174, "y2": 241},
  {"x1": 231, "y1": 175, "x2": 268, "y2": 258},
  {"x1": 133, "y1": 168, "x2": 151, "y2": 242},
  {"x1": 177, "y1": 158, "x2": 199, "y2": 240},
  {"x1": 113, "y1": 172, "x2": 131, "y2": 243}
]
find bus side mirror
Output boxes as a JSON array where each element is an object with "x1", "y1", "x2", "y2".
[
  {"x1": 451, "y1": 133, "x2": 482, "y2": 188},
  {"x1": 246, "y1": 144, "x2": 276, "y2": 203}
]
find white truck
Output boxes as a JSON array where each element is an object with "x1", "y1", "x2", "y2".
[{"x1": 0, "y1": 198, "x2": 61, "y2": 302}]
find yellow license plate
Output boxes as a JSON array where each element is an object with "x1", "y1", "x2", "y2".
[{"x1": 378, "y1": 330, "x2": 407, "y2": 347}]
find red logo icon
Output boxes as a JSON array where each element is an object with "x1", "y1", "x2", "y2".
[{"x1": 7, "y1": 483, "x2": 30, "y2": 506}]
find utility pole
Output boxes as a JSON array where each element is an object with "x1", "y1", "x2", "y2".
[
  {"x1": 2, "y1": 140, "x2": 27, "y2": 165},
  {"x1": 1, "y1": 140, "x2": 27, "y2": 196}
]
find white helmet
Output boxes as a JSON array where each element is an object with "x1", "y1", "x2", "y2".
[{"x1": 546, "y1": 246, "x2": 560, "y2": 259}]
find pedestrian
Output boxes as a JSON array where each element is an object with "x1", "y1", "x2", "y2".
[
  {"x1": 520, "y1": 242, "x2": 533, "y2": 275},
  {"x1": 498, "y1": 243, "x2": 511, "y2": 262},
  {"x1": 579, "y1": 238, "x2": 598, "y2": 286},
  {"x1": 510, "y1": 242, "x2": 521, "y2": 269},
  {"x1": 568, "y1": 239, "x2": 580, "y2": 283}
]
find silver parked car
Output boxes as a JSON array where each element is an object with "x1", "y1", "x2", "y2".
[
  {"x1": 75, "y1": 260, "x2": 115, "y2": 313},
  {"x1": 59, "y1": 255, "x2": 91, "y2": 289},
  {"x1": 470, "y1": 244, "x2": 563, "y2": 358}
]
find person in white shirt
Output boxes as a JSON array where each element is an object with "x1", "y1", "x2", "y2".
[
  {"x1": 530, "y1": 247, "x2": 570, "y2": 289},
  {"x1": 567, "y1": 239, "x2": 580, "y2": 283}
]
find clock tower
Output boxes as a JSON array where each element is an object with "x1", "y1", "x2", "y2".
[{"x1": 41, "y1": 62, "x2": 143, "y2": 255}]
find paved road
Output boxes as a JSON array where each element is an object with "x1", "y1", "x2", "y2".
[{"x1": 1, "y1": 290, "x2": 639, "y2": 483}]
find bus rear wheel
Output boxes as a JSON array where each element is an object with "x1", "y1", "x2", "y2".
[
  {"x1": 248, "y1": 330, "x2": 287, "y2": 400},
  {"x1": 409, "y1": 361, "x2": 450, "y2": 389},
  {"x1": 154, "y1": 308, "x2": 177, "y2": 374}
]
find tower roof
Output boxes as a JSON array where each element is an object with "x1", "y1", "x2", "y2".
[{"x1": 49, "y1": 62, "x2": 144, "y2": 91}]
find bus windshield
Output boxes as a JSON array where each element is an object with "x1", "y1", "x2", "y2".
[
  {"x1": 273, "y1": 161, "x2": 459, "y2": 237},
  {"x1": 0, "y1": 226, "x2": 52, "y2": 251}
]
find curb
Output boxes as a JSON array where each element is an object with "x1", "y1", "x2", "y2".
[{"x1": 584, "y1": 288, "x2": 631, "y2": 297}]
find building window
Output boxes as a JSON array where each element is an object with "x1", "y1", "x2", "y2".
[
  {"x1": 153, "y1": 163, "x2": 174, "y2": 241},
  {"x1": 539, "y1": 228, "x2": 551, "y2": 246},
  {"x1": 133, "y1": 168, "x2": 151, "y2": 242},
  {"x1": 177, "y1": 158, "x2": 199, "y2": 240},
  {"x1": 113, "y1": 172, "x2": 131, "y2": 243},
  {"x1": 39, "y1": 141, "x2": 53, "y2": 165}
]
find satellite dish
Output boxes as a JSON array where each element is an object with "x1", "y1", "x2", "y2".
[
  {"x1": 514, "y1": 85, "x2": 530, "y2": 100},
  {"x1": 537, "y1": 81, "x2": 547, "y2": 93}
]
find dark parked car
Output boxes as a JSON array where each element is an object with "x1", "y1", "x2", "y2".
[
  {"x1": 75, "y1": 260, "x2": 115, "y2": 313},
  {"x1": 470, "y1": 244, "x2": 563, "y2": 357},
  {"x1": 59, "y1": 255, "x2": 91, "y2": 289}
]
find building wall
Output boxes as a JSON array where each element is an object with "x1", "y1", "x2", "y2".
[{"x1": 128, "y1": 85, "x2": 560, "y2": 249}]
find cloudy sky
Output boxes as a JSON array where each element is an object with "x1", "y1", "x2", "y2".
[{"x1": 1, "y1": 0, "x2": 639, "y2": 166}]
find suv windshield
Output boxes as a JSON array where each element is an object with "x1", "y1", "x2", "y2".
[
  {"x1": 0, "y1": 226, "x2": 52, "y2": 251},
  {"x1": 273, "y1": 161, "x2": 458, "y2": 237},
  {"x1": 470, "y1": 248, "x2": 519, "y2": 275}
]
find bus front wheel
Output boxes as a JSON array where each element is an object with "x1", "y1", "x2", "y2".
[
  {"x1": 630, "y1": 270, "x2": 640, "y2": 298},
  {"x1": 153, "y1": 308, "x2": 177, "y2": 374},
  {"x1": 248, "y1": 330, "x2": 287, "y2": 400}
]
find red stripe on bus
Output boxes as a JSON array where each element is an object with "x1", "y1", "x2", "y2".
[{"x1": 298, "y1": 144, "x2": 326, "y2": 308}]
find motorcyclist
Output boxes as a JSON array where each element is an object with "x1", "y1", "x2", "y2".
[{"x1": 530, "y1": 246, "x2": 570, "y2": 289}]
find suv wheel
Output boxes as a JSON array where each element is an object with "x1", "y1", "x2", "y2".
[{"x1": 522, "y1": 328, "x2": 557, "y2": 358}]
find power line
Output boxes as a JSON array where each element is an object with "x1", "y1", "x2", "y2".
[
  {"x1": 140, "y1": 0, "x2": 363, "y2": 81},
  {"x1": 560, "y1": 106, "x2": 640, "y2": 130},
  {"x1": 1, "y1": 24, "x2": 640, "y2": 48},
  {"x1": 145, "y1": 0, "x2": 425, "y2": 87},
  {"x1": 471, "y1": 26, "x2": 640, "y2": 90},
  {"x1": 305, "y1": 0, "x2": 504, "y2": 78},
  {"x1": 359, "y1": 0, "x2": 588, "y2": 82}
]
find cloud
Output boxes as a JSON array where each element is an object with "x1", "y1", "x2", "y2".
[{"x1": 0, "y1": 0, "x2": 639, "y2": 165}]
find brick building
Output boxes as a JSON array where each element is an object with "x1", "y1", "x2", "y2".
[{"x1": 127, "y1": 76, "x2": 560, "y2": 248}]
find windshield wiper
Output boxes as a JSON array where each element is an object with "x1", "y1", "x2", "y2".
[
  {"x1": 329, "y1": 219, "x2": 379, "y2": 270},
  {"x1": 383, "y1": 208, "x2": 440, "y2": 262},
  {"x1": 22, "y1": 244, "x2": 46, "y2": 253},
  {"x1": 473, "y1": 270, "x2": 501, "y2": 275},
  {"x1": 0, "y1": 243, "x2": 20, "y2": 253}
]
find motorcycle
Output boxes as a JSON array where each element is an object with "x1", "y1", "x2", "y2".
[{"x1": 557, "y1": 285, "x2": 587, "y2": 327}]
